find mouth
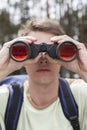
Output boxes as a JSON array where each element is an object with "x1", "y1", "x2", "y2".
[{"x1": 36, "y1": 68, "x2": 50, "y2": 72}]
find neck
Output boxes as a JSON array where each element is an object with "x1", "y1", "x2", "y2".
[{"x1": 26, "y1": 79, "x2": 59, "y2": 109}]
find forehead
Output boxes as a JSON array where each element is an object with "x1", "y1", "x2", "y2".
[{"x1": 29, "y1": 31, "x2": 56, "y2": 44}]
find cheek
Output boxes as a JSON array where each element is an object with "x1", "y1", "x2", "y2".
[
  {"x1": 53, "y1": 64, "x2": 61, "y2": 73},
  {"x1": 24, "y1": 65, "x2": 35, "y2": 74}
]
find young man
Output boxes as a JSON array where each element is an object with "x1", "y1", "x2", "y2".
[{"x1": 0, "y1": 18, "x2": 87, "y2": 130}]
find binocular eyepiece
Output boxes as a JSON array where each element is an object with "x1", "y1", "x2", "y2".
[{"x1": 9, "y1": 41, "x2": 78, "y2": 62}]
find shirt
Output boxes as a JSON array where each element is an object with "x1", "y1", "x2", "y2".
[{"x1": 0, "y1": 79, "x2": 87, "y2": 130}]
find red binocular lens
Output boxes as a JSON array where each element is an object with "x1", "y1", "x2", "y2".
[
  {"x1": 10, "y1": 41, "x2": 30, "y2": 62},
  {"x1": 57, "y1": 41, "x2": 77, "y2": 62},
  {"x1": 9, "y1": 41, "x2": 78, "y2": 62}
]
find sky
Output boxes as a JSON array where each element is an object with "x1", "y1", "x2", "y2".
[
  {"x1": 0, "y1": 0, "x2": 87, "y2": 10},
  {"x1": 0, "y1": 0, "x2": 20, "y2": 9},
  {"x1": 0, "y1": 0, "x2": 7, "y2": 9}
]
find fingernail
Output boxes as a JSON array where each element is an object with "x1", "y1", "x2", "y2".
[{"x1": 51, "y1": 37, "x2": 55, "y2": 41}]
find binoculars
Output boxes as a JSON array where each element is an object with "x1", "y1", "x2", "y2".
[{"x1": 9, "y1": 41, "x2": 78, "y2": 62}]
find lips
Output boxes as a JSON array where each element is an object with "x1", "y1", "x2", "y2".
[{"x1": 36, "y1": 68, "x2": 50, "y2": 72}]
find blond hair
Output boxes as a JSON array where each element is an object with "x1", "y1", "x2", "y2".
[{"x1": 18, "y1": 18, "x2": 65, "y2": 36}]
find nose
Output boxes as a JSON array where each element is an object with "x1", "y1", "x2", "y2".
[{"x1": 38, "y1": 52, "x2": 48, "y2": 64}]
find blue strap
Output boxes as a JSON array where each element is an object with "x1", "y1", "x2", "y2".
[
  {"x1": 59, "y1": 78, "x2": 80, "y2": 130},
  {"x1": 0, "y1": 74, "x2": 28, "y2": 86},
  {"x1": 5, "y1": 85, "x2": 13, "y2": 125},
  {"x1": 5, "y1": 82, "x2": 23, "y2": 130},
  {"x1": 3, "y1": 75, "x2": 28, "y2": 130}
]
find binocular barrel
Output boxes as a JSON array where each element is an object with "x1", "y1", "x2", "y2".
[{"x1": 9, "y1": 41, "x2": 78, "y2": 62}]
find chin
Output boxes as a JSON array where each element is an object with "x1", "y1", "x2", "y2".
[{"x1": 36, "y1": 77, "x2": 53, "y2": 86}]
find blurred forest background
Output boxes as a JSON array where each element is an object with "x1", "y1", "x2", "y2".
[{"x1": 0, "y1": 0, "x2": 87, "y2": 78}]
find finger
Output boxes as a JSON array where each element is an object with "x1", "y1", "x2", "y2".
[
  {"x1": 50, "y1": 35, "x2": 76, "y2": 44},
  {"x1": 50, "y1": 35, "x2": 70, "y2": 42},
  {"x1": 15, "y1": 36, "x2": 37, "y2": 44},
  {"x1": 14, "y1": 36, "x2": 37, "y2": 42},
  {"x1": 3, "y1": 36, "x2": 37, "y2": 48},
  {"x1": 76, "y1": 42, "x2": 86, "y2": 50},
  {"x1": 0, "y1": 47, "x2": 9, "y2": 68}
]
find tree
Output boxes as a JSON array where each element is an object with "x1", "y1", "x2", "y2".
[{"x1": 0, "y1": 10, "x2": 19, "y2": 45}]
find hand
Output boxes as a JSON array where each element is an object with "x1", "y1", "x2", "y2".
[
  {"x1": 50, "y1": 35, "x2": 87, "y2": 82},
  {"x1": 0, "y1": 36, "x2": 37, "y2": 81}
]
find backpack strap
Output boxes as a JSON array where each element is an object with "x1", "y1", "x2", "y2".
[
  {"x1": 5, "y1": 82, "x2": 23, "y2": 130},
  {"x1": 59, "y1": 78, "x2": 80, "y2": 130}
]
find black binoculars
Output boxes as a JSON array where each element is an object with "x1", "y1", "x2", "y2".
[{"x1": 9, "y1": 41, "x2": 78, "y2": 62}]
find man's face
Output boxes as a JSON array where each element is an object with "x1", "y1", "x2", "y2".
[{"x1": 24, "y1": 31, "x2": 61, "y2": 85}]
